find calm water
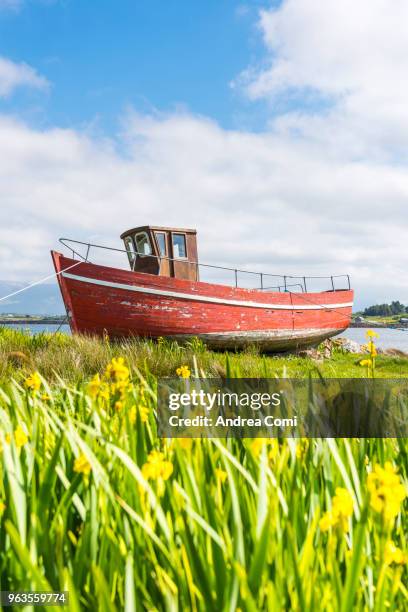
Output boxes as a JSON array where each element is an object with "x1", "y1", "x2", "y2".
[
  {"x1": 339, "y1": 327, "x2": 408, "y2": 352},
  {"x1": 1, "y1": 323, "x2": 71, "y2": 335},
  {"x1": 2, "y1": 324, "x2": 408, "y2": 352}
]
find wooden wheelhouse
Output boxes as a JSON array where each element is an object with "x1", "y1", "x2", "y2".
[{"x1": 120, "y1": 225, "x2": 199, "y2": 281}]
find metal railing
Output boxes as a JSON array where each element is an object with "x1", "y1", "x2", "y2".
[{"x1": 59, "y1": 238, "x2": 351, "y2": 293}]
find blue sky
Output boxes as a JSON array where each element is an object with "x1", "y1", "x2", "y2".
[
  {"x1": 1, "y1": 0, "x2": 408, "y2": 313},
  {"x1": 0, "y1": 0, "x2": 274, "y2": 133}
]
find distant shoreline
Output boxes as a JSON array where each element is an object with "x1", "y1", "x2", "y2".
[
  {"x1": 1, "y1": 319, "x2": 407, "y2": 329},
  {"x1": 0, "y1": 318, "x2": 66, "y2": 325},
  {"x1": 350, "y1": 322, "x2": 408, "y2": 330},
  {"x1": 1, "y1": 320, "x2": 407, "y2": 332}
]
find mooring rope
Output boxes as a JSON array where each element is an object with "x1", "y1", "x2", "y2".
[
  {"x1": 0, "y1": 255, "x2": 351, "y2": 330},
  {"x1": 0, "y1": 260, "x2": 83, "y2": 304}
]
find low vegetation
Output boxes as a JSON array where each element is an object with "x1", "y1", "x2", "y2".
[
  {"x1": 1, "y1": 327, "x2": 408, "y2": 384},
  {"x1": 0, "y1": 329, "x2": 407, "y2": 610},
  {"x1": 360, "y1": 301, "x2": 407, "y2": 317}
]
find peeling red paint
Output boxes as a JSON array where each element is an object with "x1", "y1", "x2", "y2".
[{"x1": 52, "y1": 251, "x2": 353, "y2": 351}]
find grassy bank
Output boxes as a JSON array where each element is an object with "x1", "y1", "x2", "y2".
[
  {"x1": 0, "y1": 329, "x2": 407, "y2": 610},
  {"x1": 1, "y1": 327, "x2": 408, "y2": 383},
  {"x1": 352, "y1": 314, "x2": 408, "y2": 326}
]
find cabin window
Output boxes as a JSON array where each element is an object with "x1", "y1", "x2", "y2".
[
  {"x1": 172, "y1": 233, "x2": 187, "y2": 259},
  {"x1": 124, "y1": 236, "x2": 136, "y2": 267},
  {"x1": 155, "y1": 232, "x2": 167, "y2": 256},
  {"x1": 134, "y1": 231, "x2": 152, "y2": 257}
]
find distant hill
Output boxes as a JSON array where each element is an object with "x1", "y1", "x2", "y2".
[{"x1": 0, "y1": 280, "x2": 65, "y2": 315}]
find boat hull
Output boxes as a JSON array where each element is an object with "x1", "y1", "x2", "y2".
[{"x1": 52, "y1": 252, "x2": 353, "y2": 352}]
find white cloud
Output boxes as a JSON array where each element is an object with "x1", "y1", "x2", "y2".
[
  {"x1": 1, "y1": 1, "x2": 408, "y2": 310},
  {"x1": 238, "y1": 0, "x2": 408, "y2": 159},
  {"x1": 245, "y1": 0, "x2": 408, "y2": 100},
  {"x1": 0, "y1": 110, "x2": 407, "y2": 309},
  {"x1": 0, "y1": 56, "x2": 49, "y2": 97}
]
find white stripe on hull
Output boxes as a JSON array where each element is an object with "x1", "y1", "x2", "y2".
[{"x1": 62, "y1": 272, "x2": 353, "y2": 312}]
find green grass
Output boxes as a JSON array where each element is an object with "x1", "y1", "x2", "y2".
[
  {"x1": 0, "y1": 329, "x2": 407, "y2": 610},
  {"x1": 354, "y1": 314, "x2": 408, "y2": 325},
  {"x1": 1, "y1": 327, "x2": 408, "y2": 384}
]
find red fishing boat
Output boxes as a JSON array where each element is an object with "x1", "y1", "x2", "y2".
[{"x1": 51, "y1": 226, "x2": 353, "y2": 351}]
